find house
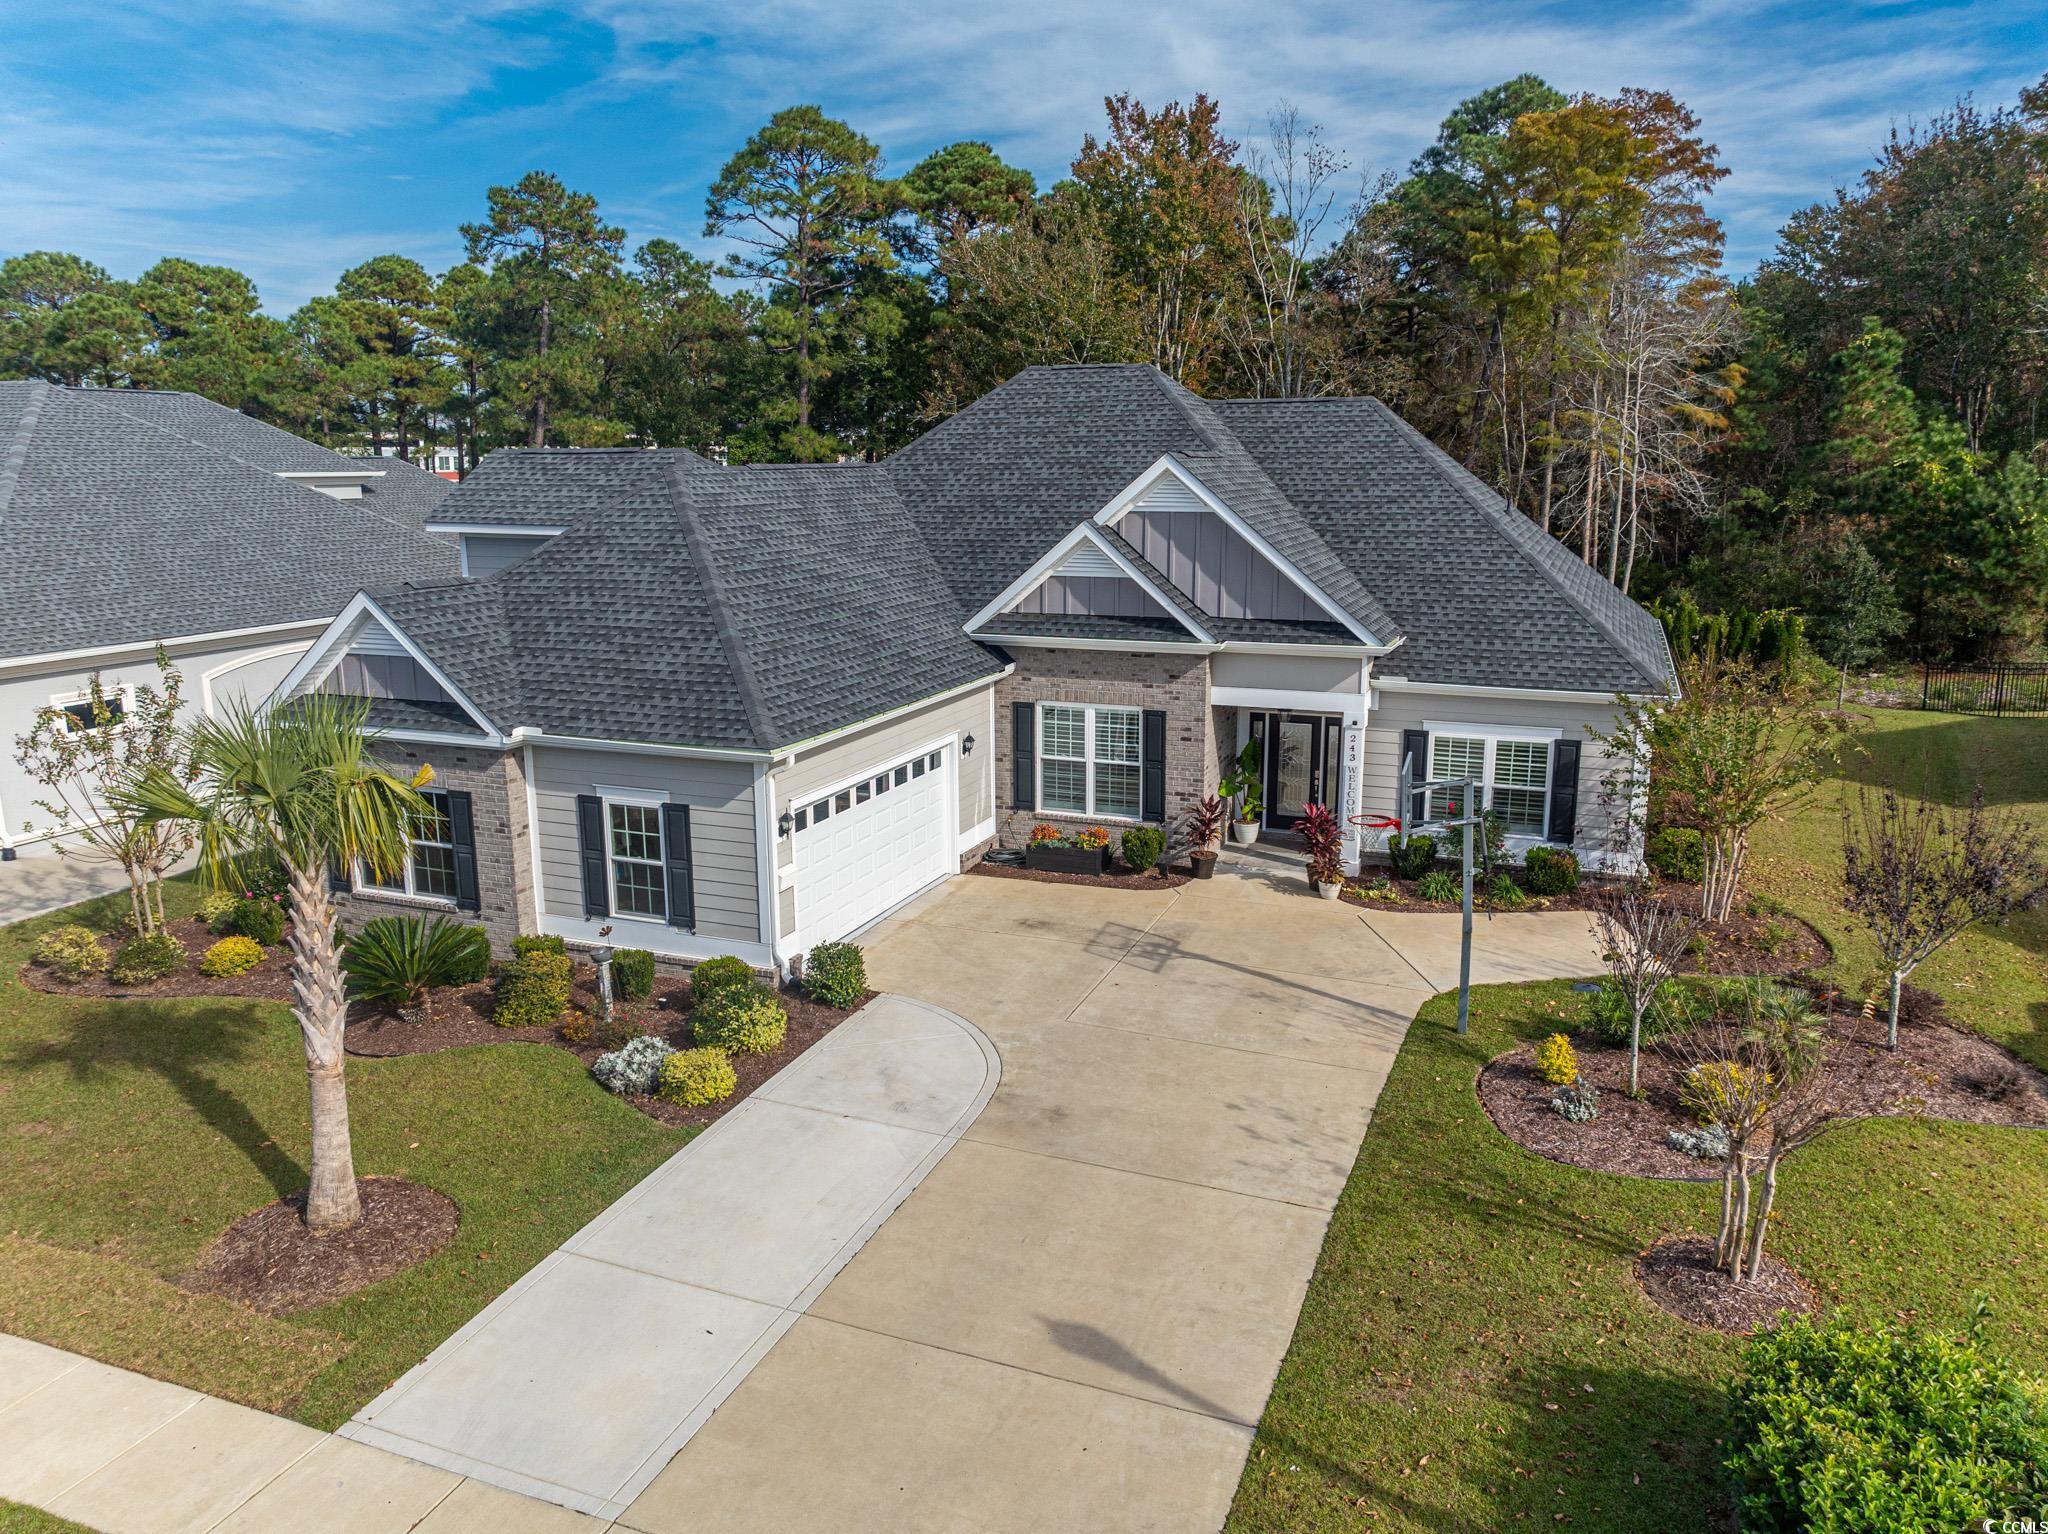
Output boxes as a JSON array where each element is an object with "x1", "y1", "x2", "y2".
[
  {"x1": 276, "y1": 365, "x2": 1675, "y2": 971},
  {"x1": 0, "y1": 381, "x2": 460, "y2": 859}
]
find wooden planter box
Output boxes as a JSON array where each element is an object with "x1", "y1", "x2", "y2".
[{"x1": 1026, "y1": 843, "x2": 1111, "y2": 875}]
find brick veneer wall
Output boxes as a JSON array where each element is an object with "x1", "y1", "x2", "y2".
[
  {"x1": 992, "y1": 649, "x2": 1217, "y2": 848},
  {"x1": 335, "y1": 743, "x2": 535, "y2": 955}
]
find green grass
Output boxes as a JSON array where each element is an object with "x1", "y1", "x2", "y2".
[
  {"x1": 0, "y1": 878, "x2": 687, "y2": 1429},
  {"x1": 1227, "y1": 709, "x2": 2048, "y2": 1532},
  {"x1": 0, "y1": 1501, "x2": 95, "y2": 1533}
]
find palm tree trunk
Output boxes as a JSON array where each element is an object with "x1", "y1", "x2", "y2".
[{"x1": 287, "y1": 861, "x2": 361, "y2": 1232}]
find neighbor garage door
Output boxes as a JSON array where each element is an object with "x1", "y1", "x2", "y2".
[{"x1": 789, "y1": 743, "x2": 954, "y2": 947}]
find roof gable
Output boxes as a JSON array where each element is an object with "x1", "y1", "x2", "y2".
[{"x1": 967, "y1": 522, "x2": 1211, "y2": 643}]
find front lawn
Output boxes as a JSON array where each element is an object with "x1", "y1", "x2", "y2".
[
  {"x1": 1228, "y1": 708, "x2": 2048, "y2": 1531},
  {"x1": 0, "y1": 878, "x2": 686, "y2": 1429}
]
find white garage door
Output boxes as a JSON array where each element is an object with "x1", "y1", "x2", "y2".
[{"x1": 790, "y1": 743, "x2": 954, "y2": 947}]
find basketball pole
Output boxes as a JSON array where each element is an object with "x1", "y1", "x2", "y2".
[{"x1": 1389, "y1": 758, "x2": 1478, "y2": 1035}]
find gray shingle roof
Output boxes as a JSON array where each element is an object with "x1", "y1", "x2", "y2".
[
  {"x1": 370, "y1": 453, "x2": 1005, "y2": 751},
  {"x1": 1213, "y1": 396, "x2": 1676, "y2": 694},
  {"x1": 0, "y1": 381, "x2": 460, "y2": 659}
]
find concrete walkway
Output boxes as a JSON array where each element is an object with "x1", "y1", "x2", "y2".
[
  {"x1": 621, "y1": 851, "x2": 1602, "y2": 1533},
  {"x1": 340, "y1": 996, "x2": 998, "y2": 1519},
  {"x1": 0, "y1": 852, "x2": 143, "y2": 926}
]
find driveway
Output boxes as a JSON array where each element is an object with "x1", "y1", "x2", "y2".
[{"x1": 622, "y1": 852, "x2": 1602, "y2": 1533}]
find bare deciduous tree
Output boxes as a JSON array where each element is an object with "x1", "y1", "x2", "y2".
[
  {"x1": 1226, "y1": 104, "x2": 1349, "y2": 399},
  {"x1": 1842, "y1": 783, "x2": 2047, "y2": 1048},
  {"x1": 1591, "y1": 878, "x2": 1704, "y2": 1094}
]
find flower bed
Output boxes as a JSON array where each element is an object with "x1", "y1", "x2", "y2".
[{"x1": 17, "y1": 915, "x2": 297, "y2": 1002}]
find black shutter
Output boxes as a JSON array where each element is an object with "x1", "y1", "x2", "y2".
[
  {"x1": 1011, "y1": 701, "x2": 1035, "y2": 811},
  {"x1": 662, "y1": 803, "x2": 695, "y2": 930},
  {"x1": 1399, "y1": 728, "x2": 1429, "y2": 828},
  {"x1": 1140, "y1": 709, "x2": 1167, "y2": 822},
  {"x1": 446, "y1": 790, "x2": 480, "y2": 911},
  {"x1": 576, "y1": 794, "x2": 609, "y2": 917},
  {"x1": 1548, "y1": 740, "x2": 1582, "y2": 845}
]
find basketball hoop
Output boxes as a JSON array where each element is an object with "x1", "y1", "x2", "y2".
[{"x1": 1348, "y1": 813, "x2": 1402, "y2": 831}]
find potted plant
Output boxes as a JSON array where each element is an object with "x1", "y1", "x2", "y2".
[
  {"x1": 1294, "y1": 803, "x2": 1346, "y2": 899},
  {"x1": 1220, "y1": 742, "x2": 1264, "y2": 845},
  {"x1": 1181, "y1": 795, "x2": 1226, "y2": 879},
  {"x1": 1024, "y1": 822, "x2": 1112, "y2": 875}
]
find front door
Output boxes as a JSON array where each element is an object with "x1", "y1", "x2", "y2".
[{"x1": 1260, "y1": 713, "x2": 1339, "y2": 831}]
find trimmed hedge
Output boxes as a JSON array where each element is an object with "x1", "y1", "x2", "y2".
[
  {"x1": 1387, "y1": 832, "x2": 1437, "y2": 880},
  {"x1": 1522, "y1": 845, "x2": 1580, "y2": 896},
  {"x1": 692, "y1": 981, "x2": 788, "y2": 1055},
  {"x1": 512, "y1": 933, "x2": 567, "y2": 959},
  {"x1": 1726, "y1": 1314, "x2": 2048, "y2": 1533},
  {"x1": 1646, "y1": 826, "x2": 1706, "y2": 883},
  {"x1": 212, "y1": 896, "x2": 285, "y2": 946},
  {"x1": 34, "y1": 924, "x2": 107, "y2": 980},
  {"x1": 612, "y1": 947, "x2": 655, "y2": 1001},
  {"x1": 110, "y1": 930, "x2": 185, "y2": 984},
  {"x1": 493, "y1": 948, "x2": 571, "y2": 1029},
  {"x1": 802, "y1": 942, "x2": 866, "y2": 1009},
  {"x1": 691, "y1": 955, "x2": 754, "y2": 1003},
  {"x1": 199, "y1": 935, "x2": 264, "y2": 978},
  {"x1": 1120, "y1": 825, "x2": 1166, "y2": 873},
  {"x1": 656, "y1": 1047, "x2": 738, "y2": 1107}
]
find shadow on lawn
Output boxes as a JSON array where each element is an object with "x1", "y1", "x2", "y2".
[
  {"x1": 6, "y1": 995, "x2": 307, "y2": 1198},
  {"x1": 1828, "y1": 713, "x2": 2046, "y2": 807}
]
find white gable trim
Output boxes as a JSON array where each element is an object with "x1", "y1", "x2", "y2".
[
  {"x1": 963, "y1": 522, "x2": 1213, "y2": 643},
  {"x1": 1093, "y1": 454, "x2": 1381, "y2": 647},
  {"x1": 271, "y1": 592, "x2": 507, "y2": 746}
]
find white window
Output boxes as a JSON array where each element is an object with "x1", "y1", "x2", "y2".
[
  {"x1": 608, "y1": 801, "x2": 667, "y2": 922},
  {"x1": 1427, "y1": 733, "x2": 1553, "y2": 839},
  {"x1": 359, "y1": 789, "x2": 458, "y2": 901},
  {"x1": 51, "y1": 686, "x2": 132, "y2": 734},
  {"x1": 1038, "y1": 704, "x2": 1142, "y2": 820}
]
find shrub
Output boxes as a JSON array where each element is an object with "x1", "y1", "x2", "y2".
[
  {"x1": 213, "y1": 895, "x2": 285, "y2": 946},
  {"x1": 657, "y1": 1046, "x2": 738, "y2": 1107},
  {"x1": 802, "y1": 941, "x2": 866, "y2": 1009},
  {"x1": 1120, "y1": 825, "x2": 1165, "y2": 873},
  {"x1": 611, "y1": 947, "x2": 655, "y2": 1002},
  {"x1": 692, "y1": 981, "x2": 788, "y2": 1054},
  {"x1": 34, "y1": 924, "x2": 107, "y2": 979},
  {"x1": 591, "y1": 1035, "x2": 674, "y2": 1096},
  {"x1": 1485, "y1": 873, "x2": 1526, "y2": 909},
  {"x1": 1726, "y1": 1314, "x2": 2048, "y2": 1534},
  {"x1": 691, "y1": 955, "x2": 755, "y2": 1002},
  {"x1": 1753, "y1": 919, "x2": 1791, "y2": 955},
  {"x1": 197, "y1": 890, "x2": 241, "y2": 926},
  {"x1": 493, "y1": 948, "x2": 572, "y2": 1029},
  {"x1": 346, "y1": 916, "x2": 493, "y2": 1013},
  {"x1": 1415, "y1": 870, "x2": 1460, "y2": 903},
  {"x1": 110, "y1": 931, "x2": 185, "y2": 984},
  {"x1": 199, "y1": 935, "x2": 264, "y2": 978},
  {"x1": 1387, "y1": 832, "x2": 1437, "y2": 880},
  {"x1": 1680, "y1": 1059, "x2": 1765, "y2": 1126},
  {"x1": 232, "y1": 856, "x2": 292, "y2": 902},
  {"x1": 1534, "y1": 1032, "x2": 1579, "y2": 1086},
  {"x1": 1550, "y1": 1079, "x2": 1599, "y2": 1123},
  {"x1": 512, "y1": 933, "x2": 567, "y2": 959},
  {"x1": 1646, "y1": 826, "x2": 1706, "y2": 883},
  {"x1": 1522, "y1": 845, "x2": 1580, "y2": 896},
  {"x1": 1667, "y1": 1124, "x2": 1731, "y2": 1160},
  {"x1": 559, "y1": 1010, "x2": 596, "y2": 1045},
  {"x1": 1578, "y1": 976, "x2": 1701, "y2": 1048}
]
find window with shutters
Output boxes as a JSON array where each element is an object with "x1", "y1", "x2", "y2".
[
  {"x1": 1038, "y1": 703, "x2": 1142, "y2": 820},
  {"x1": 357, "y1": 788, "x2": 457, "y2": 901},
  {"x1": 1426, "y1": 731, "x2": 1553, "y2": 838},
  {"x1": 607, "y1": 801, "x2": 667, "y2": 921}
]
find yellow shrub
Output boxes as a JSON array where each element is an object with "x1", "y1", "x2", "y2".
[
  {"x1": 1534, "y1": 1032, "x2": 1579, "y2": 1086},
  {"x1": 198, "y1": 935, "x2": 264, "y2": 978},
  {"x1": 1680, "y1": 1061, "x2": 1767, "y2": 1126},
  {"x1": 657, "y1": 1046, "x2": 738, "y2": 1107}
]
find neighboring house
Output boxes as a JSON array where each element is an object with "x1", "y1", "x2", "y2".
[
  {"x1": 0, "y1": 381, "x2": 460, "y2": 859},
  {"x1": 278, "y1": 364, "x2": 1675, "y2": 971},
  {"x1": 369, "y1": 443, "x2": 465, "y2": 482}
]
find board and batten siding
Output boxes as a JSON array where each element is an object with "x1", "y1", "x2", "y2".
[
  {"x1": 460, "y1": 532, "x2": 554, "y2": 579},
  {"x1": 1119, "y1": 476, "x2": 1317, "y2": 621},
  {"x1": 1362, "y1": 688, "x2": 1634, "y2": 858},
  {"x1": 529, "y1": 745, "x2": 762, "y2": 948}
]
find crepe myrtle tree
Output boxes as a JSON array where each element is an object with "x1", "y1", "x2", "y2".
[
  {"x1": 1842, "y1": 783, "x2": 2047, "y2": 1049},
  {"x1": 1590, "y1": 878, "x2": 1704, "y2": 1096},
  {"x1": 13, "y1": 646, "x2": 192, "y2": 937},
  {"x1": 120, "y1": 696, "x2": 432, "y2": 1233}
]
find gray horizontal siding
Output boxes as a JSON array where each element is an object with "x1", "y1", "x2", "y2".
[
  {"x1": 529, "y1": 745, "x2": 761, "y2": 944},
  {"x1": 461, "y1": 532, "x2": 553, "y2": 578}
]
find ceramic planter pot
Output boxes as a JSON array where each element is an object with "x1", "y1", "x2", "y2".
[
  {"x1": 1314, "y1": 880, "x2": 1343, "y2": 901},
  {"x1": 1231, "y1": 820, "x2": 1261, "y2": 845},
  {"x1": 1026, "y1": 843, "x2": 1111, "y2": 875},
  {"x1": 1189, "y1": 850, "x2": 1218, "y2": 880}
]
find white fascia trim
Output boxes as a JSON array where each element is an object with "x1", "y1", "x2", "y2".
[
  {"x1": 508, "y1": 728, "x2": 773, "y2": 762},
  {"x1": 425, "y1": 522, "x2": 567, "y2": 538},
  {"x1": 1423, "y1": 719, "x2": 1563, "y2": 742},
  {"x1": 273, "y1": 593, "x2": 507, "y2": 746},
  {"x1": 592, "y1": 782, "x2": 669, "y2": 806},
  {"x1": 979, "y1": 635, "x2": 1217, "y2": 654},
  {"x1": 1212, "y1": 685, "x2": 1360, "y2": 714},
  {"x1": 1373, "y1": 676, "x2": 1626, "y2": 706},
  {"x1": 355, "y1": 727, "x2": 501, "y2": 750},
  {"x1": 962, "y1": 521, "x2": 1213, "y2": 643},
  {"x1": 279, "y1": 470, "x2": 385, "y2": 482},
  {"x1": 522, "y1": 743, "x2": 547, "y2": 924},
  {"x1": 0, "y1": 618, "x2": 330, "y2": 677},
  {"x1": 755, "y1": 763, "x2": 784, "y2": 970},
  {"x1": 1218, "y1": 641, "x2": 1390, "y2": 658},
  {"x1": 1092, "y1": 454, "x2": 1382, "y2": 648},
  {"x1": 770, "y1": 668, "x2": 1012, "y2": 765}
]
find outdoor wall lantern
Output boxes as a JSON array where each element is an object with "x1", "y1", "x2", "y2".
[
  {"x1": 778, "y1": 809, "x2": 794, "y2": 838},
  {"x1": 962, "y1": 734, "x2": 976, "y2": 756}
]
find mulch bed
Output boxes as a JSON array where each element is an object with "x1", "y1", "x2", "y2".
[
  {"x1": 180, "y1": 1177, "x2": 459, "y2": 1316},
  {"x1": 1633, "y1": 1235, "x2": 1818, "y2": 1334},
  {"x1": 1344, "y1": 872, "x2": 1828, "y2": 977},
  {"x1": 968, "y1": 858, "x2": 1191, "y2": 891},
  {"x1": 1480, "y1": 1000, "x2": 2048, "y2": 1183},
  {"x1": 16, "y1": 914, "x2": 298, "y2": 1001}
]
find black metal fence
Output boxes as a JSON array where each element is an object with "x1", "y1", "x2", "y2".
[{"x1": 1921, "y1": 663, "x2": 2048, "y2": 717}]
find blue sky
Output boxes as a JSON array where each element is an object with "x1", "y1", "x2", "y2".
[{"x1": 2, "y1": 0, "x2": 2042, "y2": 313}]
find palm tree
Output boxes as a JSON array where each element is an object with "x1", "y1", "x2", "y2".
[{"x1": 123, "y1": 695, "x2": 430, "y2": 1232}]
